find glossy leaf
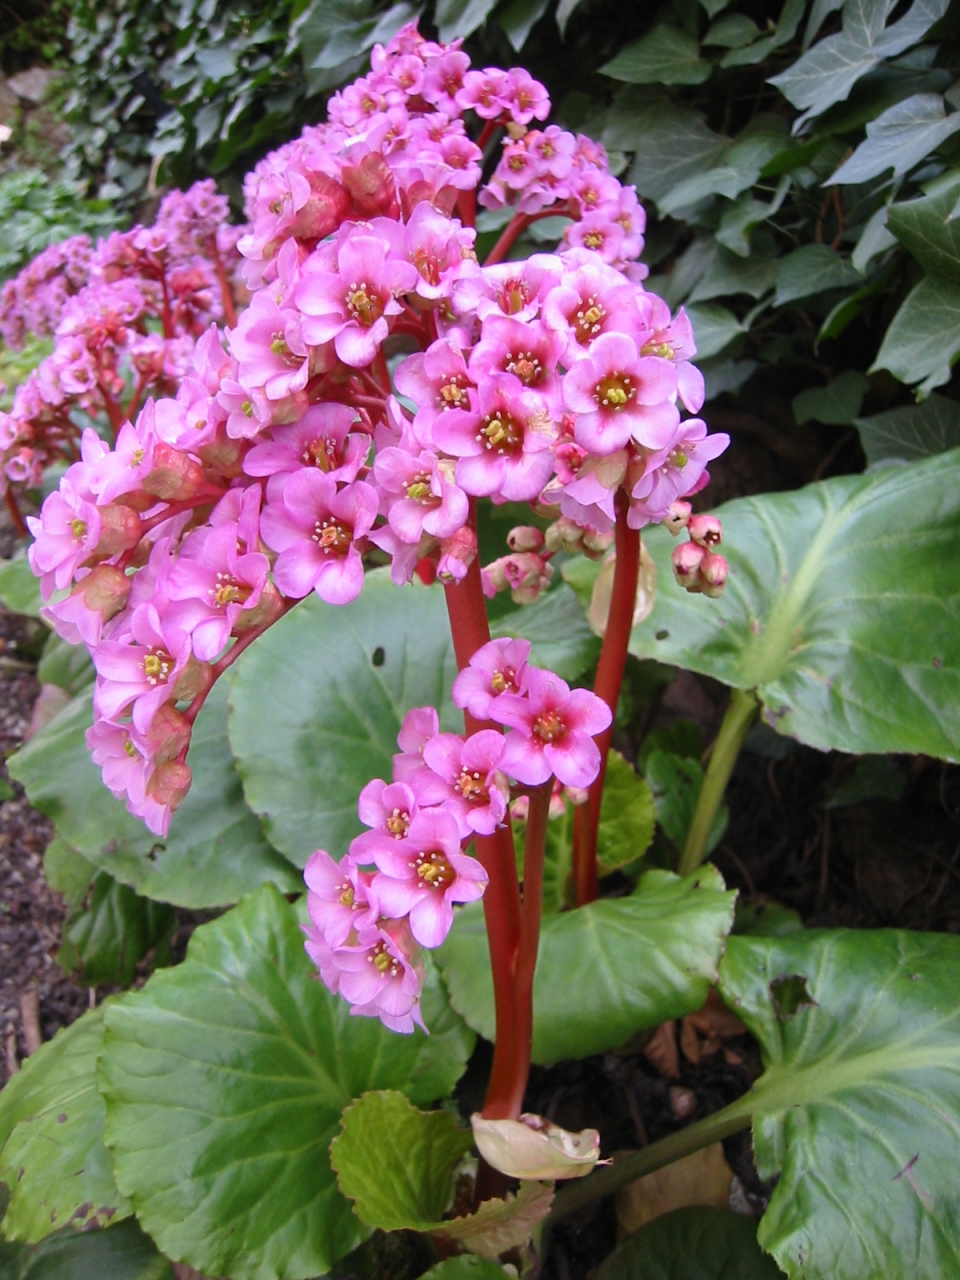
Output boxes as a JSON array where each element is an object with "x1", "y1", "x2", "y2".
[
  {"x1": 0, "y1": 557, "x2": 42, "y2": 617},
  {"x1": 594, "y1": 1206, "x2": 781, "y2": 1280},
  {"x1": 703, "y1": 14, "x2": 759, "y2": 47},
  {"x1": 434, "y1": 0, "x2": 498, "y2": 42},
  {"x1": 58, "y1": 873, "x2": 175, "y2": 987},
  {"x1": 99, "y1": 884, "x2": 474, "y2": 1280},
  {"x1": 856, "y1": 394, "x2": 960, "y2": 464},
  {"x1": 775, "y1": 245, "x2": 861, "y2": 306},
  {"x1": 596, "y1": 750, "x2": 656, "y2": 873},
  {"x1": 600, "y1": 27, "x2": 710, "y2": 86},
  {"x1": 331, "y1": 1091, "x2": 472, "y2": 1231},
  {"x1": 660, "y1": 125, "x2": 788, "y2": 215},
  {"x1": 491, "y1": 584, "x2": 599, "y2": 682},
  {"x1": 624, "y1": 105, "x2": 728, "y2": 207},
  {"x1": 685, "y1": 303, "x2": 746, "y2": 358},
  {"x1": 0, "y1": 1219, "x2": 172, "y2": 1280},
  {"x1": 689, "y1": 249, "x2": 777, "y2": 303},
  {"x1": 0, "y1": 1007, "x2": 131, "y2": 1243},
  {"x1": 719, "y1": 929, "x2": 960, "y2": 1279},
  {"x1": 629, "y1": 455, "x2": 960, "y2": 759},
  {"x1": 769, "y1": 0, "x2": 949, "y2": 128},
  {"x1": 437, "y1": 866, "x2": 735, "y2": 1063},
  {"x1": 37, "y1": 633, "x2": 95, "y2": 697},
  {"x1": 792, "y1": 370, "x2": 869, "y2": 425},
  {"x1": 8, "y1": 682, "x2": 299, "y2": 909},
  {"x1": 887, "y1": 172, "x2": 960, "y2": 282},
  {"x1": 229, "y1": 571, "x2": 459, "y2": 865},
  {"x1": 498, "y1": 0, "x2": 550, "y2": 49},
  {"x1": 645, "y1": 750, "x2": 727, "y2": 855},
  {"x1": 829, "y1": 93, "x2": 960, "y2": 185},
  {"x1": 873, "y1": 276, "x2": 960, "y2": 390},
  {"x1": 43, "y1": 838, "x2": 95, "y2": 912}
]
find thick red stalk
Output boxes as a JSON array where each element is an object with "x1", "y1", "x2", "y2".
[
  {"x1": 4, "y1": 490, "x2": 26, "y2": 538},
  {"x1": 483, "y1": 204, "x2": 575, "y2": 267},
  {"x1": 572, "y1": 496, "x2": 640, "y2": 906},
  {"x1": 509, "y1": 781, "x2": 551, "y2": 1117},
  {"x1": 211, "y1": 240, "x2": 238, "y2": 329},
  {"x1": 443, "y1": 542, "x2": 525, "y2": 1120}
]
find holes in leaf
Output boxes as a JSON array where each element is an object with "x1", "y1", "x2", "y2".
[
  {"x1": 769, "y1": 973, "x2": 817, "y2": 1020},
  {"x1": 655, "y1": 629, "x2": 669, "y2": 641},
  {"x1": 371, "y1": 646, "x2": 385, "y2": 667}
]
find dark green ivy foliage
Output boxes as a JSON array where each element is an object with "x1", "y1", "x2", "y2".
[{"x1": 61, "y1": 0, "x2": 960, "y2": 467}]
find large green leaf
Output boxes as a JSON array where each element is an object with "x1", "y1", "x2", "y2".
[
  {"x1": 873, "y1": 276, "x2": 960, "y2": 390},
  {"x1": 490, "y1": 583, "x2": 599, "y2": 682},
  {"x1": 7, "y1": 681, "x2": 299, "y2": 909},
  {"x1": 99, "y1": 884, "x2": 474, "y2": 1280},
  {"x1": 229, "y1": 570, "x2": 460, "y2": 865},
  {"x1": 792, "y1": 370, "x2": 869, "y2": 426},
  {"x1": 600, "y1": 26, "x2": 710, "y2": 86},
  {"x1": 434, "y1": 0, "x2": 497, "y2": 42},
  {"x1": 856, "y1": 394, "x2": 960, "y2": 464},
  {"x1": 685, "y1": 303, "x2": 746, "y2": 358},
  {"x1": 436, "y1": 866, "x2": 735, "y2": 1064},
  {"x1": 0, "y1": 1218, "x2": 172, "y2": 1280},
  {"x1": 331, "y1": 1091, "x2": 472, "y2": 1231},
  {"x1": 719, "y1": 929, "x2": 960, "y2": 1280},
  {"x1": 623, "y1": 104, "x2": 728, "y2": 207},
  {"x1": 0, "y1": 1007, "x2": 131, "y2": 1243},
  {"x1": 421, "y1": 1260, "x2": 511, "y2": 1280},
  {"x1": 58, "y1": 873, "x2": 175, "y2": 987},
  {"x1": 0, "y1": 557, "x2": 42, "y2": 618},
  {"x1": 594, "y1": 1206, "x2": 781, "y2": 1279},
  {"x1": 887, "y1": 171, "x2": 960, "y2": 283},
  {"x1": 774, "y1": 245, "x2": 860, "y2": 306},
  {"x1": 829, "y1": 93, "x2": 960, "y2": 185},
  {"x1": 629, "y1": 455, "x2": 960, "y2": 759}
]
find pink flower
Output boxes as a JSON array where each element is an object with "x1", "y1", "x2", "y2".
[
  {"x1": 305, "y1": 850, "x2": 379, "y2": 946},
  {"x1": 242, "y1": 402, "x2": 368, "y2": 481},
  {"x1": 468, "y1": 315, "x2": 564, "y2": 405},
  {"x1": 27, "y1": 476, "x2": 104, "y2": 596},
  {"x1": 456, "y1": 67, "x2": 511, "y2": 118},
  {"x1": 394, "y1": 340, "x2": 480, "y2": 447},
  {"x1": 260, "y1": 472, "x2": 378, "y2": 604},
  {"x1": 422, "y1": 729, "x2": 509, "y2": 836},
  {"x1": 373, "y1": 446, "x2": 468, "y2": 543},
  {"x1": 422, "y1": 50, "x2": 471, "y2": 114},
  {"x1": 228, "y1": 291, "x2": 309, "y2": 402},
  {"x1": 504, "y1": 68, "x2": 550, "y2": 124},
  {"x1": 433, "y1": 375, "x2": 557, "y2": 503},
  {"x1": 165, "y1": 523, "x2": 272, "y2": 661},
  {"x1": 294, "y1": 233, "x2": 418, "y2": 366},
  {"x1": 42, "y1": 564, "x2": 131, "y2": 647},
  {"x1": 327, "y1": 919, "x2": 427, "y2": 1034},
  {"x1": 371, "y1": 808, "x2": 488, "y2": 947},
  {"x1": 491, "y1": 668, "x2": 612, "y2": 788},
  {"x1": 93, "y1": 604, "x2": 206, "y2": 733},
  {"x1": 87, "y1": 718, "x2": 152, "y2": 811},
  {"x1": 393, "y1": 706, "x2": 441, "y2": 786},
  {"x1": 562, "y1": 331, "x2": 679, "y2": 455},
  {"x1": 628, "y1": 421, "x2": 729, "y2": 526},
  {"x1": 451, "y1": 637, "x2": 531, "y2": 721}
]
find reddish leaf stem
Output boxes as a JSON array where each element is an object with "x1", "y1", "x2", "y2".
[
  {"x1": 510, "y1": 781, "x2": 551, "y2": 1117},
  {"x1": 4, "y1": 490, "x2": 27, "y2": 538},
  {"x1": 572, "y1": 495, "x2": 640, "y2": 906}
]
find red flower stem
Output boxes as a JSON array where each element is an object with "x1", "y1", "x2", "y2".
[
  {"x1": 211, "y1": 240, "x2": 238, "y2": 329},
  {"x1": 477, "y1": 119, "x2": 500, "y2": 151},
  {"x1": 373, "y1": 350, "x2": 391, "y2": 395},
  {"x1": 98, "y1": 381, "x2": 126, "y2": 439},
  {"x1": 442, "y1": 536, "x2": 524, "y2": 1121},
  {"x1": 482, "y1": 204, "x2": 574, "y2": 267},
  {"x1": 457, "y1": 189, "x2": 477, "y2": 229},
  {"x1": 4, "y1": 490, "x2": 26, "y2": 538},
  {"x1": 510, "y1": 780, "x2": 551, "y2": 1116},
  {"x1": 572, "y1": 495, "x2": 640, "y2": 906}
]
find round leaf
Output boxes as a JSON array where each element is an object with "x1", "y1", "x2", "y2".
[
  {"x1": 98, "y1": 884, "x2": 474, "y2": 1280},
  {"x1": 0, "y1": 1006, "x2": 131, "y2": 1243},
  {"x1": 594, "y1": 1205, "x2": 781, "y2": 1280},
  {"x1": 0, "y1": 1218, "x2": 172, "y2": 1280},
  {"x1": 629, "y1": 455, "x2": 960, "y2": 759},
  {"x1": 331, "y1": 1091, "x2": 473, "y2": 1232},
  {"x1": 229, "y1": 570, "x2": 460, "y2": 865},
  {"x1": 437, "y1": 867, "x2": 736, "y2": 1064},
  {"x1": 7, "y1": 681, "x2": 299, "y2": 908},
  {"x1": 719, "y1": 929, "x2": 960, "y2": 1280}
]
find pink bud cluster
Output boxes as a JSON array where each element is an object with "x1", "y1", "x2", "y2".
[
  {"x1": 304, "y1": 637, "x2": 611, "y2": 1031},
  {"x1": 669, "y1": 510, "x2": 729, "y2": 597},
  {"x1": 21, "y1": 23, "x2": 728, "y2": 864},
  {"x1": 0, "y1": 181, "x2": 241, "y2": 499}
]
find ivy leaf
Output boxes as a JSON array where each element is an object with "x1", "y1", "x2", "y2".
[
  {"x1": 0, "y1": 1006, "x2": 131, "y2": 1243},
  {"x1": 434, "y1": 0, "x2": 498, "y2": 42},
  {"x1": 720, "y1": 929, "x2": 960, "y2": 1279},
  {"x1": 555, "y1": 0, "x2": 585, "y2": 35},
  {"x1": 624, "y1": 105, "x2": 728, "y2": 206},
  {"x1": 791, "y1": 370, "x2": 869, "y2": 425},
  {"x1": 498, "y1": 0, "x2": 550, "y2": 50},
  {"x1": 769, "y1": 0, "x2": 951, "y2": 129},
  {"x1": 98, "y1": 885, "x2": 474, "y2": 1280},
  {"x1": 855, "y1": 394, "x2": 960, "y2": 464},
  {"x1": 8, "y1": 681, "x2": 300, "y2": 909},
  {"x1": 0, "y1": 1219, "x2": 172, "y2": 1280},
  {"x1": 703, "y1": 14, "x2": 759, "y2": 47},
  {"x1": 229, "y1": 570, "x2": 460, "y2": 865},
  {"x1": 594, "y1": 1206, "x2": 782, "y2": 1279},
  {"x1": 600, "y1": 27, "x2": 711, "y2": 86},
  {"x1": 688, "y1": 247, "x2": 778, "y2": 302},
  {"x1": 716, "y1": 179, "x2": 790, "y2": 257},
  {"x1": 829, "y1": 93, "x2": 960, "y2": 185},
  {"x1": 331, "y1": 1091, "x2": 473, "y2": 1232},
  {"x1": 437, "y1": 866, "x2": 735, "y2": 1064},
  {"x1": 685, "y1": 303, "x2": 746, "y2": 359},
  {"x1": 0, "y1": 557, "x2": 42, "y2": 617},
  {"x1": 872, "y1": 276, "x2": 960, "y2": 390},
  {"x1": 719, "y1": 0, "x2": 805, "y2": 68},
  {"x1": 886, "y1": 172, "x2": 960, "y2": 283},
  {"x1": 775, "y1": 245, "x2": 861, "y2": 305},
  {"x1": 629, "y1": 455, "x2": 960, "y2": 759},
  {"x1": 658, "y1": 122, "x2": 788, "y2": 216}
]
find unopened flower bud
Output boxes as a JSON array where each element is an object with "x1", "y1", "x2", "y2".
[
  {"x1": 481, "y1": 556, "x2": 510, "y2": 597},
  {"x1": 504, "y1": 552, "x2": 552, "y2": 605},
  {"x1": 93, "y1": 504, "x2": 142, "y2": 559},
  {"x1": 688, "y1": 513, "x2": 723, "y2": 549},
  {"x1": 671, "y1": 541, "x2": 706, "y2": 591},
  {"x1": 510, "y1": 794, "x2": 530, "y2": 822},
  {"x1": 471, "y1": 1112, "x2": 604, "y2": 1180},
  {"x1": 563, "y1": 785, "x2": 588, "y2": 808},
  {"x1": 582, "y1": 526, "x2": 614, "y2": 559},
  {"x1": 171, "y1": 656, "x2": 213, "y2": 705},
  {"x1": 199, "y1": 435, "x2": 248, "y2": 480},
  {"x1": 147, "y1": 760, "x2": 192, "y2": 811},
  {"x1": 437, "y1": 526, "x2": 477, "y2": 584},
  {"x1": 144, "y1": 705, "x2": 192, "y2": 765},
  {"x1": 76, "y1": 564, "x2": 131, "y2": 620},
  {"x1": 505, "y1": 121, "x2": 528, "y2": 141},
  {"x1": 142, "y1": 443, "x2": 206, "y2": 502},
  {"x1": 507, "y1": 525, "x2": 545, "y2": 553},
  {"x1": 699, "y1": 551, "x2": 728, "y2": 598},
  {"x1": 662, "y1": 500, "x2": 692, "y2": 536}
]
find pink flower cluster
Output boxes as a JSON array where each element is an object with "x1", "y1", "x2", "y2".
[
  {"x1": 304, "y1": 637, "x2": 611, "y2": 1031},
  {"x1": 21, "y1": 23, "x2": 728, "y2": 866},
  {"x1": 0, "y1": 181, "x2": 241, "y2": 501}
]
